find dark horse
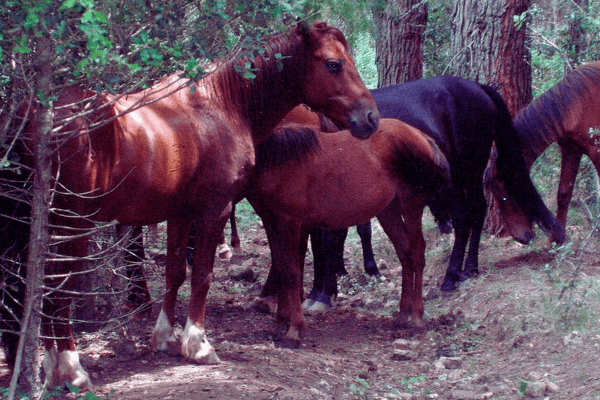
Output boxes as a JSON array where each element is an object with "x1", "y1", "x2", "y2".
[
  {"x1": 486, "y1": 61, "x2": 600, "y2": 243},
  {"x1": 2, "y1": 22, "x2": 378, "y2": 389},
  {"x1": 246, "y1": 109, "x2": 452, "y2": 333},
  {"x1": 305, "y1": 77, "x2": 565, "y2": 309}
]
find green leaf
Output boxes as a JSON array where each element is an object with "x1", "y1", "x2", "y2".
[
  {"x1": 93, "y1": 10, "x2": 108, "y2": 24},
  {"x1": 13, "y1": 35, "x2": 32, "y2": 54},
  {"x1": 24, "y1": 11, "x2": 40, "y2": 30},
  {"x1": 242, "y1": 70, "x2": 256, "y2": 80},
  {"x1": 59, "y1": 0, "x2": 77, "y2": 10}
]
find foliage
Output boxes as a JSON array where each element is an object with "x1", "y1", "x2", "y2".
[{"x1": 0, "y1": 0, "x2": 306, "y2": 95}]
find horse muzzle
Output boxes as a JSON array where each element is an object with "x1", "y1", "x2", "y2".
[{"x1": 347, "y1": 100, "x2": 380, "y2": 139}]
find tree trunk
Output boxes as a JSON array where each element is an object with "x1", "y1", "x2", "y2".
[
  {"x1": 450, "y1": 0, "x2": 532, "y2": 234},
  {"x1": 450, "y1": 0, "x2": 532, "y2": 116},
  {"x1": 373, "y1": 0, "x2": 428, "y2": 86},
  {"x1": 9, "y1": 36, "x2": 54, "y2": 399}
]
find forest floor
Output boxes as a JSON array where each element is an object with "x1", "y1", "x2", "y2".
[{"x1": 3, "y1": 202, "x2": 600, "y2": 400}]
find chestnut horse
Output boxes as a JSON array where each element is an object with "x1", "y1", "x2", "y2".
[
  {"x1": 486, "y1": 61, "x2": 600, "y2": 243},
  {"x1": 301, "y1": 77, "x2": 565, "y2": 310},
  {"x1": 245, "y1": 112, "x2": 452, "y2": 334},
  {"x1": 4, "y1": 22, "x2": 378, "y2": 389}
]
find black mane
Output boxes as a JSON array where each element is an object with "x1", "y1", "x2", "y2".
[{"x1": 255, "y1": 124, "x2": 321, "y2": 170}]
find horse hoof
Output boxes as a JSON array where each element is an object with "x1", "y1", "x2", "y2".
[
  {"x1": 307, "y1": 301, "x2": 331, "y2": 312},
  {"x1": 181, "y1": 320, "x2": 221, "y2": 365},
  {"x1": 217, "y1": 243, "x2": 233, "y2": 260},
  {"x1": 285, "y1": 325, "x2": 302, "y2": 340},
  {"x1": 364, "y1": 263, "x2": 380, "y2": 276},
  {"x1": 440, "y1": 279, "x2": 458, "y2": 292},
  {"x1": 393, "y1": 315, "x2": 426, "y2": 332},
  {"x1": 43, "y1": 349, "x2": 92, "y2": 390},
  {"x1": 461, "y1": 267, "x2": 479, "y2": 280},
  {"x1": 151, "y1": 310, "x2": 177, "y2": 351},
  {"x1": 301, "y1": 297, "x2": 316, "y2": 310}
]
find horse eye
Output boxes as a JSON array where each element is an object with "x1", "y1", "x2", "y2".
[
  {"x1": 326, "y1": 60, "x2": 342, "y2": 73},
  {"x1": 500, "y1": 196, "x2": 508, "y2": 202}
]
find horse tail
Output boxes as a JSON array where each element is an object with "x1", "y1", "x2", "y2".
[{"x1": 480, "y1": 84, "x2": 566, "y2": 242}]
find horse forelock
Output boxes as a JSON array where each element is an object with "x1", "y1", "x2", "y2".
[
  {"x1": 307, "y1": 22, "x2": 348, "y2": 50},
  {"x1": 255, "y1": 124, "x2": 321, "y2": 170},
  {"x1": 516, "y1": 61, "x2": 600, "y2": 152}
]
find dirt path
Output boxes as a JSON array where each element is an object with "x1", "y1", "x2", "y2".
[{"x1": 3, "y1": 216, "x2": 600, "y2": 400}]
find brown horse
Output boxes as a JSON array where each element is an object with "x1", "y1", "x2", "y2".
[
  {"x1": 9, "y1": 22, "x2": 378, "y2": 389},
  {"x1": 244, "y1": 110, "x2": 452, "y2": 337},
  {"x1": 486, "y1": 61, "x2": 600, "y2": 243}
]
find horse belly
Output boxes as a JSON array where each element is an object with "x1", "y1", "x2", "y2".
[{"x1": 275, "y1": 162, "x2": 395, "y2": 230}]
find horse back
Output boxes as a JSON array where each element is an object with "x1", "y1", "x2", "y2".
[
  {"x1": 52, "y1": 83, "x2": 254, "y2": 224},
  {"x1": 372, "y1": 77, "x2": 496, "y2": 151}
]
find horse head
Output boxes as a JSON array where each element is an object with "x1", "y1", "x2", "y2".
[{"x1": 296, "y1": 22, "x2": 379, "y2": 139}]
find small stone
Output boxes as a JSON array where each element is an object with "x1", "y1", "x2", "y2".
[
  {"x1": 563, "y1": 330, "x2": 582, "y2": 345},
  {"x1": 392, "y1": 349, "x2": 417, "y2": 361},
  {"x1": 545, "y1": 380, "x2": 559, "y2": 393},
  {"x1": 436, "y1": 356, "x2": 463, "y2": 370},
  {"x1": 385, "y1": 299, "x2": 400, "y2": 309},
  {"x1": 393, "y1": 338, "x2": 418, "y2": 349},
  {"x1": 378, "y1": 259, "x2": 389, "y2": 270},
  {"x1": 523, "y1": 380, "x2": 546, "y2": 398}
]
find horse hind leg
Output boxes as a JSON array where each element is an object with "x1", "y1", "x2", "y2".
[
  {"x1": 440, "y1": 199, "x2": 471, "y2": 291},
  {"x1": 377, "y1": 201, "x2": 426, "y2": 330}
]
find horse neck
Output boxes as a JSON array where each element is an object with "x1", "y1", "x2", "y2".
[
  {"x1": 514, "y1": 105, "x2": 560, "y2": 168},
  {"x1": 203, "y1": 39, "x2": 307, "y2": 143}
]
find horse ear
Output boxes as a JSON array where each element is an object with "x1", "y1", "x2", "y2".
[{"x1": 296, "y1": 19, "x2": 311, "y2": 41}]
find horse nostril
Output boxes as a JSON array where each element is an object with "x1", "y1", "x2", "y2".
[{"x1": 367, "y1": 110, "x2": 380, "y2": 130}]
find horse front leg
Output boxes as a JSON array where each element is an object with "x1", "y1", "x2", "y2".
[
  {"x1": 556, "y1": 147, "x2": 583, "y2": 241},
  {"x1": 182, "y1": 205, "x2": 231, "y2": 364},
  {"x1": 43, "y1": 232, "x2": 92, "y2": 390},
  {"x1": 261, "y1": 215, "x2": 304, "y2": 339},
  {"x1": 463, "y1": 185, "x2": 487, "y2": 279},
  {"x1": 151, "y1": 217, "x2": 192, "y2": 353}
]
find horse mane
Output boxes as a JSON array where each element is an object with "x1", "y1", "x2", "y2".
[
  {"x1": 204, "y1": 22, "x2": 348, "y2": 132},
  {"x1": 255, "y1": 124, "x2": 321, "y2": 170},
  {"x1": 515, "y1": 61, "x2": 600, "y2": 153}
]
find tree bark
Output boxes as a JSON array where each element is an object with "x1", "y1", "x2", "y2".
[
  {"x1": 9, "y1": 36, "x2": 54, "y2": 399},
  {"x1": 373, "y1": 0, "x2": 428, "y2": 86},
  {"x1": 450, "y1": 0, "x2": 532, "y2": 116}
]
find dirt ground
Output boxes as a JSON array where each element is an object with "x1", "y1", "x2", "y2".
[{"x1": 3, "y1": 205, "x2": 600, "y2": 400}]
